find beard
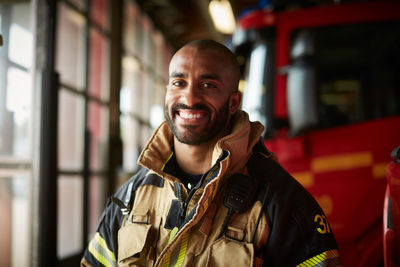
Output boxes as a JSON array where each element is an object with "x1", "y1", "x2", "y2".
[{"x1": 164, "y1": 100, "x2": 231, "y2": 145}]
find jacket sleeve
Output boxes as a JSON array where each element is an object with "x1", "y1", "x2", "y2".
[
  {"x1": 81, "y1": 180, "x2": 132, "y2": 267},
  {"x1": 260, "y1": 161, "x2": 340, "y2": 267}
]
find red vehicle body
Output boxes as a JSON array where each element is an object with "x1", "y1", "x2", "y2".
[
  {"x1": 384, "y1": 147, "x2": 400, "y2": 266},
  {"x1": 234, "y1": 1, "x2": 400, "y2": 265}
]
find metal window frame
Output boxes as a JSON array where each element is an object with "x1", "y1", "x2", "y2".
[{"x1": 33, "y1": 0, "x2": 118, "y2": 266}]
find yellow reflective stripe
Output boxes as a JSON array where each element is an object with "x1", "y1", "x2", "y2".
[
  {"x1": 161, "y1": 231, "x2": 191, "y2": 267},
  {"x1": 161, "y1": 251, "x2": 172, "y2": 267},
  {"x1": 297, "y1": 249, "x2": 340, "y2": 267},
  {"x1": 312, "y1": 152, "x2": 372, "y2": 173},
  {"x1": 203, "y1": 197, "x2": 209, "y2": 211},
  {"x1": 292, "y1": 171, "x2": 314, "y2": 187},
  {"x1": 168, "y1": 227, "x2": 179, "y2": 244},
  {"x1": 88, "y1": 238, "x2": 115, "y2": 267},
  {"x1": 373, "y1": 162, "x2": 388, "y2": 178},
  {"x1": 161, "y1": 152, "x2": 174, "y2": 171},
  {"x1": 175, "y1": 232, "x2": 190, "y2": 267},
  {"x1": 94, "y1": 232, "x2": 116, "y2": 262}
]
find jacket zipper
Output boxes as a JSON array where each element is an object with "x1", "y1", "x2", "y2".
[
  {"x1": 176, "y1": 160, "x2": 221, "y2": 228},
  {"x1": 177, "y1": 183, "x2": 197, "y2": 227}
]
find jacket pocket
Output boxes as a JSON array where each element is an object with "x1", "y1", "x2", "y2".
[
  {"x1": 118, "y1": 223, "x2": 151, "y2": 266},
  {"x1": 206, "y1": 236, "x2": 254, "y2": 267}
]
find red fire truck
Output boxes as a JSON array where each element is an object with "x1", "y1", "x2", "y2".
[{"x1": 233, "y1": 1, "x2": 400, "y2": 265}]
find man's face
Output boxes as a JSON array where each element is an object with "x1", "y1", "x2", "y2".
[{"x1": 164, "y1": 46, "x2": 240, "y2": 145}]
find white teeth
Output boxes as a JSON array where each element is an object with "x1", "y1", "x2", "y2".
[{"x1": 179, "y1": 111, "x2": 203, "y2": 119}]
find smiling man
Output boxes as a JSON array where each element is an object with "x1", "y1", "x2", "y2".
[
  {"x1": 164, "y1": 42, "x2": 241, "y2": 176},
  {"x1": 81, "y1": 40, "x2": 340, "y2": 267}
]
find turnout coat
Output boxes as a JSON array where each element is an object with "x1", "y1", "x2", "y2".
[{"x1": 81, "y1": 111, "x2": 340, "y2": 267}]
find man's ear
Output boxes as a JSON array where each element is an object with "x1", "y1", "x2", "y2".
[{"x1": 229, "y1": 91, "x2": 242, "y2": 114}]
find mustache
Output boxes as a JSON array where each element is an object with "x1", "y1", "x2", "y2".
[{"x1": 171, "y1": 103, "x2": 211, "y2": 114}]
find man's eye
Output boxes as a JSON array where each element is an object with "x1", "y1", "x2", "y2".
[
  {"x1": 201, "y1": 82, "x2": 217, "y2": 88},
  {"x1": 172, "y1": 81, "x2": 185, "y2": 87}
]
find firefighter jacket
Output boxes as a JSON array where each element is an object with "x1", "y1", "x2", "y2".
[{"x1": 81, "y1": 111, "x2": 340, "y2": 267}]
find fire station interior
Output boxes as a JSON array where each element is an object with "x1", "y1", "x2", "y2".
[{"x1": 0, "y1": 0, "x2": 399, "y2": 266}]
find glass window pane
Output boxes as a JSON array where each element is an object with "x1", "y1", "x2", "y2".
[
  {"x1": 0, "y1": 3, "x2": 33, "y2": 267},
  {"x1": 91, "y1": 0, "x2": 109, "y2": 30},
  {"x1": 154, "y1": 80, "x2": 165, "y2": 107},
  {"x1": 88, "y1": 28, "x2": 110, "y2": 101},
  {"x1": 0, "y1": 178, "x2": 12, "y2": 267},
  {"x1": 56, "y1": 3, "x2": 86, "y2": 90},
  {"x1": 58, "y1": 89, "x2": 85, "y2": 170},
  {"x1": 123, "y1": 2, "x2": 142, "y2": 56},
  {"x1": 242, "y1": 43, "x2": 267, "y2": 126},
  {"x1": 0, "y1": 174, "x2": 30, "y2": 267},
  {"x1": 88, "y1": 101, "x2": 109, "y2": 171},
  {"x1": 141, "y1": 15, "x2": 154, "y2": 68},
  {"x1": 88, "y1": 175, "x2": 107, "y2": 239},
  {"x1": 306, "y1": 22, "x2": 400, "y2": 128},
  {"x1": 121, "y1": 56, "x2": 142, "y2": 115},
  {"x1": 10, "y1": 174, "x2": 30, "y2": 266},
  {"x1": 3, "y1": 67, "x2": 32, "y2": 158},
  {"x1": 0, "y1": 3, "x2": 33, "y2": 159},
  {"x1": 8, "y1": 24, "x2": 32, "y2": 68},
  {"x1": 8, "y1": 2, "x2": 32, "y2": 68},
  {"x1": 120, "y1": 115, "x2": 140, "y2": 172},
  {"x1": 58, "y1": 175, "x2": 83, "y2": 259},
  {"x1": 150, "y1": 81, "x2": 165, "y2": 129},
  {"x1": 141, "y1": 72, "x2": 154, "y2": 122},
  {"x1": 153, "y1": 31, "x2": 165, "y2": 78}
]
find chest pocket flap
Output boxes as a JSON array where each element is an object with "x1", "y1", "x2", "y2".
[
  {"x1": 118, "y1": 223, "x2": 151, "y2": 262},
  {"x1": 206, "y1": 236, "x2": 254, "y2": 267}
]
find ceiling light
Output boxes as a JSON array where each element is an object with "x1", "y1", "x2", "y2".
[{"x1": 208, "y1": 0, "x2": 236, "y2": 34}]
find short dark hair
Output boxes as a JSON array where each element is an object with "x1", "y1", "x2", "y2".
[{"x1": 184, "y1": 39, "x2": 239, "y2": 69}]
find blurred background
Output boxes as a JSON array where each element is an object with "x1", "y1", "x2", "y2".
[{"x1": 0, "y1": 0, "x2": 399, "y2": 266}]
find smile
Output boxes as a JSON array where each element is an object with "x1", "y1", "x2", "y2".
[{"x1": 178, "y1": 109, "x2": 208, "y2": 119}]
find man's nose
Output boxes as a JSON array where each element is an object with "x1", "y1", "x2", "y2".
[{"x1": 182, "y1": 83, "x2": 202, "y2": 106}]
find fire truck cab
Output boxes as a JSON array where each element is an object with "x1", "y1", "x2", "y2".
[{"x1": 233, "y1": 1, "x2": 400, "y2": 265}]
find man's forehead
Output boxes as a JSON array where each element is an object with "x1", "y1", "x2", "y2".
[
  {"x1": 174, "y1": 45, "x2": 223, "y2": 57},
  {"x1": 169, "y1": 47, "x2": 230, "y2": 74}
]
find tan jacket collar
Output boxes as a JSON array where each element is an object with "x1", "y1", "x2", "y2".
[{"x1": 137, "y1": 110, "x2": 264, "y2": 178}]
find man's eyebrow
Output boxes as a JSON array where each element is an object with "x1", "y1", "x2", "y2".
[
  {"x1": 199, "y1": 74, "x2": 222, "y2": 82},
  {"x1": 170, "y1": 71, "x2": 186, "y2": 78}
]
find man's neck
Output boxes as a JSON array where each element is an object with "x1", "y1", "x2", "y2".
[{"x1": 173, "y1": 138, "x2": 217, "y2": 175}]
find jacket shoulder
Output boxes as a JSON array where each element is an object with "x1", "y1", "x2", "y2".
[{"x1": 248, "y1": 144, "x2": 339, "y2": 266}]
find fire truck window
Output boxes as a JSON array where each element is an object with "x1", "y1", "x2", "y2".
[
  {"x1": 291, "y1": 22, "x2": 400, "y2": 129},
  {"x1": 242, "y1": 43, "x2": 268, "y2": 128}
]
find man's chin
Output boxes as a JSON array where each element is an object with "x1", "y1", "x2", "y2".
[
  {"x1": 177, "y1": 138, "x2": 203, "y2": 146},
  {"x1": 179, "y1": 123, "x2": 202, "y2": 130},
  {"x1": 175, "y1": 129, "x2": 205, "y2": 145}
]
